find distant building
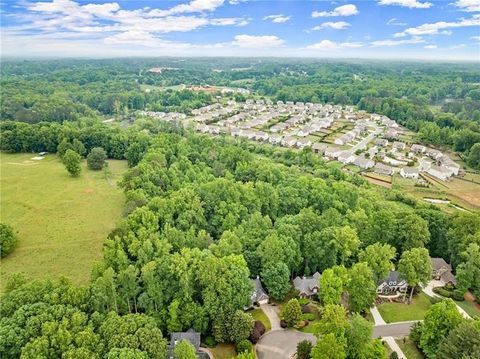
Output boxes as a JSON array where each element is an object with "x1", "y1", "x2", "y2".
[
  {"x1": 293, "y1": 272, "x2": 321, "y2": 298},
  {"x1": 427, "y1": 165, "x2": 453, "y2": 181},
  {"x1": 354, "y1": 156, "x2": 375, "y2": 169},
  {"x1": 431, "y1": 258, "x2": 457, "y2": 285},
  {"x1": 400, "y1": 167, "x2": 419, "y2": 179},
  {"x1": 338, "y1": 152, "x2": 356, "y2": 164},
  {"x1": 392, "y1": 141, "x2": 406, "y2": 151},
  {"x1": 374, "y1": 163, "x2": 394, "y2": 176},
  {"x1": 410, "y1": 144, "x2": 426, "y2": 154},
  {"x1": 375, "y1": 139, "x2": 389, "y2": 147},
  {"x1": 312, "y1": 143, "x2": 327, "y2": 155},
  {"x1": 249, "y1": 277, "x2": 269, "y2": 307}
]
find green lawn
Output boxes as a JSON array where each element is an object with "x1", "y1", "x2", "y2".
[
  {"x1": 248, "y1": 308, "x2": 271, "y2": 331},
  {"x1": 455, "y1": 300, "x2": 480, "y2": 319},
  {"x1": 396, "y1": 338, "x2": 425, "y2": 359},
  {"x1": 1, "y1": 153, "x2": 127, "y2": 291},
  {"x1": 209, "y1": 344, "x2": 236, "y2": 359},
  {"x1": 377, "y1": 293, "x2": 432, "y2": 323}
]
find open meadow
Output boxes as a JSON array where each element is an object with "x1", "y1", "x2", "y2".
[{"x1": 0, "y1": 153, "x2": 127, "y2": 290}]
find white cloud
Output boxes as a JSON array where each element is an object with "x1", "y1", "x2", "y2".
[
  {"x1": 311, "y1": 21, "x2": 351, "y2": 30},
  {"x1": 370, "y1": 36, "x2": 425, "y2": 46},
  {"x1": 148, "y1": 0, "x2": 225, "y2": 16},
  {"x1": 424, "y1": 44, "x2": 437, "y2": 48},
  {"x1": 453, "y1": 0, "x2": 480, "y2": 12},
  {"x1": 471, "y1": 35, "x2": 480, "y2": 41},
  {"x1": 232, "y1": 34, "x2": 285, "y2": 48},
  {"x1": 395, "y1": 15, "x2": 480, "y2": 37},
  {"x1": 312, "y1": 4, "x2": 358, "y2": 18},
  {"x1": 307, "y1": 39, "x2": 363, "y2": 50},
  {"x1": 378, "y1": 0, "x2": 432, "y2": 9},
  {"x1": 387, "y1": 18, "x2": 407, "y2": 25},
  {"x1": 451, "y1": 43, "x2": 467, "y2": 49},
  {"x1": 263, "y1": 14, "x2": 291, "y2": 23}
]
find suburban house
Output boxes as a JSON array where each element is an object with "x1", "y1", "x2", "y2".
[
  {"x1": 293, "y1": 272, "x2": 321, "y2": 298},
  {"x1": 167, "y1": 329, "x2": 208, "y2": 359},
  {"x1": 312, "y1": 143, "x2": 327, "y2": 154},
  {"x1": 410, "y1": 144, "x2": 426, "y2": 154},
  {"x1": 374, "y1": 163, "x2": 394, "y2": 176},
  {"x1": 324, "y1": 147, "x2": 342, "y2": 159},
  {"x1": 296, "y1": 138, "x2": 312, "y2": 149},
  {"x1": 354, "y1": 156, "x2": 375, "y2": 169},
  {"x1": 392, "y1": 141, "x2": 406, "y2": 151},
  {"x1": 338, "y1": 152, "x2": 356, "y2": 164},
  {"x1": 377, "y1": 271, "x2": 408, "y2": 294},
  {"x1": 427, "y1": 165, "x2": 453, "y2": 181},
  {"x1": 431, "y1": 258, "x2": 457, "y2": 285},
  {"x1": 375, "y1": 139, "x2": 388, "y2": 147},
  {"x1": 249, "y1": 277, "x2": 269, "y2": 307},
  {"x1": 400, "y1": 167, "x2": 420, "y2": 179}
]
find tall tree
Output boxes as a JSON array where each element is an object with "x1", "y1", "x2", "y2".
[
  {"x1": 311, "y1": 333, "x2": 346, "y2": 359},
  {"x1": 87, "y1": 147, "x2": 107, "y2": 170},
  {"x1": 261, "y1": 262, "x2": 291, "y2": 301},
  {"x1": 398, "y1": 248, "x2": 432, "y2": 304},
  {"x1": 319, "y1": 265, "x2": 348, "y2": 305},
  {"x1": 455, "y1": 243, "x2": 480, "y2": 298},
  {"x1": 173, "y1": 340, "x2": 197, "y2": 359},
  {"x1": 358, "y1": 243, "x2": 396, "y2": 282},
  {"x1": 282, "y1": 299, "x2": 302, "y2": 328},
  {"x1": 437, "y1": 320, "x2": 480, "y2": 359},
  {"x1": 347, "y1": 263, "x2": 376, "y2": 313}
]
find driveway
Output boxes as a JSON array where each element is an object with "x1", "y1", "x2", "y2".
[
  {"x1": 260, "y1": 304, "x2": 282, "y2": 330},
  {"x1": 372, "y1": 321, "x2": 418, "y2": 338},
  {"x1": 423, "y1": 280, "x2": 471, "y2": 319},
  {"x1": 256, "y1": 330, "x2": 317, "y2": 359}
]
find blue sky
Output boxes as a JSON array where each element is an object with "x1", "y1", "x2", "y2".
[{"x1": 1, "y1": 0, "x2": 479, "y2": 60}]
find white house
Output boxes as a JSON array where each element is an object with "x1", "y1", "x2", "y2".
[
  {"x1": 354, "y1": 156, "x2": 375, "y2": 169},
  {"x1": 427, "y1": 165, "x2": 453, "y2": 181},
  {"x1": 338, "y1": 152, "x2": 356, "y2": 164},
  {"x1": 400, "y1": 167, "x2": 420, "y2": 179}
]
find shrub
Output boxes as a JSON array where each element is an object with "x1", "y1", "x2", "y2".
[
  {"x1": 302, "y1": 313, "x2": 315, "y2": 321},
  {"x1": 280, "y1": 320, "x2": 287, "y2": 328},
  {"x1": 410, "y1": 322, "x2": 423, "y2": 344},
  {"x1": 204, "y1": 336, "x2": 216, "y2": 348},
  {"x1": 0, "y1": 223, "x2": 18, "y2": 258},
  {"x1": 249, "y1": 321, "x2": 265, "y2": 343},
  {"x1": 297, "y1": 340, "x2": 313, "y2": 359},
  {"x1": 236, "y1": 340, "x2": 252, "y2": 354},
  {"x1": 298, "y1": 298, "x2": 310, "y2": 306},
  {"x1": 390, "y1": 352, "x2": 399, "y2": 359},
  {"x1": 87, "y1": 147, "x2": 107, "y2": 170}
]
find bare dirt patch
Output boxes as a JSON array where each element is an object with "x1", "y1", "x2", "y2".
[{"x1": 84, "y1": 188, "x2": 94, "y2": 194}]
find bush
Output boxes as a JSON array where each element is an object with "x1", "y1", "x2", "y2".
[
  {"x1": 302, "y1": 313, "x2": 315, "y2": 321},
  {"x1": 297, "y1": 340, "x2": 313, "y2": 359},
  {"x1": 298, "y1": 298, "x2": 310, "y2": 306},
  {"x1": 249, "y1": 321, "x2": 265, "y2": 344},
  {"x1": 236, "y1": 340, "x2": 252, "y2": 354},
  {"x1": 203, "y1": 336, "x2": 216, "y2": 348},
  {"x1": 432, "y1": 286, "x2": 465, "y2": 301},
  {"x1": 87, "y1": 147, "x2": 107, "y2": 170},
  {"x1": 410, "y1": 322, "x2": 423, "y2": 344},
  {"x1": 0, "y1": 223, "x2": 18, "y2": 258},
  {"x1": 390, "y1": 352, "x2": 399, "y2": 359},
  {"x1": 280, "y1": 320, "x2": 287, "y2": 328}
]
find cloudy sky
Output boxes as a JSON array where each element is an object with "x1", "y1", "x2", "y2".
[{"x1": 1, "y1": 0, "x2": 479, "y2": 60}]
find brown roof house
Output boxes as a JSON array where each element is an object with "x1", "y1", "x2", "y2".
[
  {"x1": 293, "y1": 272, "x2": 321, "y2": 298},
  {"x1": 431, "y1": 258, "x2": 457, "y2": 285}
]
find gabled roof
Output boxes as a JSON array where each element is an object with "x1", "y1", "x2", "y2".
[
  {"x1": 251, "y1": 277, "x2": 269, "y2": 303},
  {"x1": 377, "y1": 271, "x2": 406, "y2": 286},
  {"x1": 293, "y1": 272, "x2": 321, "y2": 296},
  {"x1": 170, "y1": 329, "x2": 201, "y2": 350}
]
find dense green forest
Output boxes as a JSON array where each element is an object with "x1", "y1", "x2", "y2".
[
  {"x1": 1, "y1": 59, "x2": 480, "y2": 358},
  {"x1": 1, "y1": 59, "x2": 479, "y2": 159},
  {"x1": 1, "y1": 118, "x2": 479, "y2": 358}
]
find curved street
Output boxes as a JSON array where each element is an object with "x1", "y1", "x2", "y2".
[{"x1": 256, "y1": 330, "x2": 317, "y2": 359}]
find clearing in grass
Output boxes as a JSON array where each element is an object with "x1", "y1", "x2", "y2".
[{"x1": 0, "y1": 153, "x2": 127, "y2": 291}]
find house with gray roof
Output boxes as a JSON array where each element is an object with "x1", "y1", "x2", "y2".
[
  {"x1": 377, "y1": 271, "x2": 408, "y2": 294},
  {"x1": 167, "y1": 329, "x2": 208, "y2": 359},
  {"x1": 354, "y1": 156, "x2": 375, "y2": 169},
  {"x1": 249, "y1": 277, "x2": 269, "y2": 307},
  {"x1": 293, "y1": 272, "x2": 321, "y2": 298},
  {"x1": 374, "y1": 163, "x2": 394, "y2": 176},
  {"x1": 431, "y1": 258, "x2": 457, "y2": 285}
]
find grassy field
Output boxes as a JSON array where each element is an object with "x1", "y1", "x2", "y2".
[
  {"x1": 248, "y1": 308, "x2": 272, "y2": 331},
  {"x1": 0, "y1": 153, "x2": 127, "y2": 290},
  {"x1": 396, "y1": 338, "x2": 425, "y2": 359},
  {"x1": 377, "y1": 293, "x2": 432, "y2": 323}
]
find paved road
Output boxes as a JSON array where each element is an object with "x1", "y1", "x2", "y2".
[
  {"x1": 372, "y1": 321, "x2": 418, "y2": 338},
  {"x1": 423, "y1": 280, "x2": 471, "y2": 319},
  {"x1": 260, "y1": 304, "x2": 281, "y2": 330},
  {"x1": 256, "y1": 330, "x2": 317, "y2": 359}
]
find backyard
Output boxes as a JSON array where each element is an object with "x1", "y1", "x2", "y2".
[
  {"x1": 377, "y1": 293, "x2": 432, "y2": 323},
  {"x1": 0, "y1": 153, "x2": 127, "y2": 291}
]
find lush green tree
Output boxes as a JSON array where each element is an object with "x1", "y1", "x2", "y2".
[
  {"x1": 0, "y1": 223, "x2": 18, "y2": 257},
  {"x1": 447, "y1": 212, "x2": 480, "y2": 268},
  {"x1": 347, "y1": 263, "x2": 376, "y2": 313},
  {"x1": 106, "y1": 348, "x2": 149, "y2": 358},
  {"x1": 311, "y1": 333, "x2": 346, "y2": 359},
  {"x1": 398, "y1": 248, "x2": 432, "y2": 303},
  {"x1": 319, "y1": 265, "x2": 348, "y2": 305},
  {"x1": 227, "y1": 310, "x2": 254, "y2": 343},
  {"x1": 236, "y1": 339, "x2": 253, "y2": 354},
  {"x1": 455, "y1": 243, "x2": 480, "y2": 298},
  {"x1": 318, "y1": 304, "x2": 350, "y2": 338},
  {"x1": 467, "y1": 143, "x2": 480, "y2": 169},
  {"x1": 346, "y1": 313, "x2": 373, "y2": 359},
  {"x1": 282, "y1": 299, "x2": 302, "y2": 327},
  {"x1": 261, "y1": 262, "x2": 291, "y2": 300},
  {"x1": 296, "y1": 340, "x2": 313, "y2": 359},
  {"x1": 173, "y1": 340, "x2": 197, "y2": 359},
  {"x1": 72, "y1": 139, "x2": 86, "y2": 157},
  {"x1": 396, "y1": 213, "x2": 430, "y2": 252},
  {"x1": 419, "y1": 299, "x2": 464, "y2": 358},
  {"x1": 87, "y1": 147, "x2": 107, "y2": 170},
  {"x1": 236, "y1": 352, "x2": 255, "y2": 359},
  {"x1": 63, "y1": 149, "x2": 82, "y2": 177},
  {"x1": 437, "y1": 320, "x2": 480, "y2": 359},
  {"x1": 358, "y1": 243, "x2": 396, "y2": 282}
]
